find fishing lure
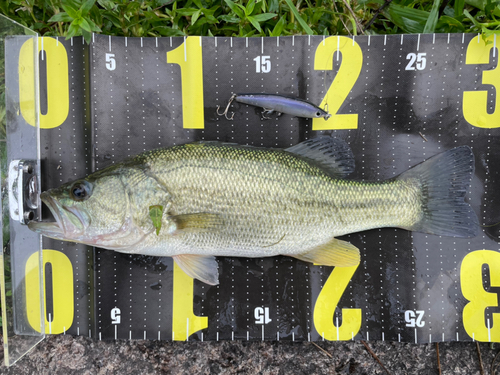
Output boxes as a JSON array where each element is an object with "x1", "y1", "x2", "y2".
[{"x1": 217, "y1": 93, "x2": 331, "y2": 120}]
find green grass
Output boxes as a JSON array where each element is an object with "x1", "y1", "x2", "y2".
[{"x1": 1, "y1": 0, "x2": 500, "y2": 43}]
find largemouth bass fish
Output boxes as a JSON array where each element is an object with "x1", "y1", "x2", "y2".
[{"x1": 29, "y1": 137, "x2": 479, "y2": 285}]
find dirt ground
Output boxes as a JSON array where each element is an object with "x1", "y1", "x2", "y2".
[{"x1": 0, "y1": 335, "x2": 499, "y2": 374}]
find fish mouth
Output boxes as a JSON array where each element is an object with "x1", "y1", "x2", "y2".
[{"x1": 28, "y1": 192, "x2": 87, "y2": 240}]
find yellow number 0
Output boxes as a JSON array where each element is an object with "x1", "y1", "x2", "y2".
[
  {"x1": 313, "y1": 265, "x2": 361, "y2": 340},
  {"x1": 463, "y1": 35, "x2": 500, "y2": 128},
  {"x1": 25, "y1": 250, "x2": 74, "y2": 334},
  {"x1": 313, "y1": 36, "x2": 362, "y2": 131},
  {"x1": 461, "y1": 250, "x2": 500, "y2": 341},
  {"x1": 19, "y1": 37, "x2": 69, "y2": 129}
]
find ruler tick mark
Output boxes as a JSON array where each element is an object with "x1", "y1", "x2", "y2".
[{"x1": 184, "y1": 36, "x2": 187, "y2": 61}]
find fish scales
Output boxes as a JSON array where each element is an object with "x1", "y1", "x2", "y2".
[{"x1": 139, "y1": 143, "x2": 421, "y2": 257}]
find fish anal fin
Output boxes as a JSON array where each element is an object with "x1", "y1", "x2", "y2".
[
  {"x1": 292, "y1": 238, "x2": 360, "y2": 267},
  {"x1": 173, "y1": 254, "x2": 219, "y2": 285}
]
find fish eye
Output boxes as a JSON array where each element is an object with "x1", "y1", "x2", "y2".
[{"x1": 70, "y1": 181, "x2": 93, "y2": 201}]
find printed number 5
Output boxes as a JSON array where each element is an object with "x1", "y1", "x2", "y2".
[
  {"x1": 106, "y1": 53, "x2": 116, "y2": 71},
  {"x1": 405, "y1": 53, "x2": 426, "y2": 71}
]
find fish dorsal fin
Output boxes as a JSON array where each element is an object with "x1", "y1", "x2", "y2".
[{"x1": 285, "y1": 136, "x2": 355, "y2": 178}]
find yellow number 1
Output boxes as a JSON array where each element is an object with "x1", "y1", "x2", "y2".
[
  {"x1": 172, "y1": 262, "x2": 208, "y2": 340},
  {"x1": 166, "y1": 37, "x2": 205, "y2": 129}
]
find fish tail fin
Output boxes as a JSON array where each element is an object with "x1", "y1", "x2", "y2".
[{"x1": 397, "y1": 146, "x2": 479, "y2": 238}]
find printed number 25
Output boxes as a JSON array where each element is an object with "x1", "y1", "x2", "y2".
[{"x1": 405, "y1": 53, "x2": 426, "y2": 71}]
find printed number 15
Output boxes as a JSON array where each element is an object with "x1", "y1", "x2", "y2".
[{"x1": 253, "y1": 56, "x2": 271, "y2": 73}]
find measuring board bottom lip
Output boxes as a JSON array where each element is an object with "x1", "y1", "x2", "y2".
[{"x1": 87, "y1": 330, "x2": 482, "y2": 344}]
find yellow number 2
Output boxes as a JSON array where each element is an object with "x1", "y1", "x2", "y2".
[
  {"x1": 313, "y1": 265, "x2": 361, "y2": 340},
  {"x1": 313, "y1": 36, "x2": 362, "y2": 131},
  {"x1": 461, "y1": 250, "x2": 500, "y2": 342}
]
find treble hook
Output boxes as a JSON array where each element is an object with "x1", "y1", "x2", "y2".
[
  {"x1": 216, "y1": 93, "x2": 236, "y2": 120},
  {"x1": 323, "y1": 102, "x2": 332, "y2": 120}
]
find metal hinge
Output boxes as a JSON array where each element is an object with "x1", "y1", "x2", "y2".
[{"x1": 8, "y1": 160, "x2": 39, "y2": 224}]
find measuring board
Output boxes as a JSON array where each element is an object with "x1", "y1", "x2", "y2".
[{"x1": 4, "y1": 33, "x2": 500, "y2": 345}]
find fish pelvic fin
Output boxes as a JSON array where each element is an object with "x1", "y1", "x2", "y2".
[
  {"x1": 285, "y1": 136, "x2": 355, "y2": 178},
  {"x1": 292, "y1": 238, "x2": 360, "y2": 267},
  {"x1": 173, "y1": 254, "x2": 219, "y2": 285},
  {"x1": 398, "y1": 145, "x2": 479, "y2": 238}
]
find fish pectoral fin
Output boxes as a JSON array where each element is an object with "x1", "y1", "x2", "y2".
[
  {"x1": 173, "y1": 254, "x2": 219, "y2": 285},
  {"x1": 169, "y1": 213, "x2": 223, "y2": 234},
  {"x1": 292, "y1": 238, "x2": 360, "y2": 267}
]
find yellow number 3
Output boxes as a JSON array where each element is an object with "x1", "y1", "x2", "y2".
[
  {"x1": 463, "y1": 35, "x2": 500, "y2": 128},
  {"x1": 461, "y1": 250, "x2": 500, "y2": 341}
]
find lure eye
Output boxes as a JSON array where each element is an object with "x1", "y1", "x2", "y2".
[
  {"x1": 316, "y1": 111, "x2": 322, "y2": 117},
  {"x1": 70, "y1": 181, "x2": 93, "y2": 201}
]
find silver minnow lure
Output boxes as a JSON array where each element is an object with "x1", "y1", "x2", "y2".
[{"x1": 217, "y1": 93, "x2": 331, "y2": 120}]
